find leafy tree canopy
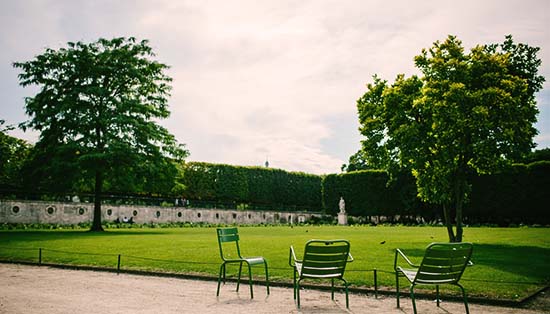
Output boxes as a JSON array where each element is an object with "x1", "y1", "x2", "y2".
[
  {"x1": 14, "y1": 37, "x2": 188, "y2": 231},
  {"x1": 355, "y1": 35, "x2": 544, "y2": 241},
  {"x1": 341, "y1": 150, "x2": 370, "y2": 172}
]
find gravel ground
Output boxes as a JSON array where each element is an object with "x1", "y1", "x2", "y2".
[{"x1": 0, "y1": 263, "x2": 546, "y2": 314}]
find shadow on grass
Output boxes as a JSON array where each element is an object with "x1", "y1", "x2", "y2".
[
  {"x1": 0, "y1": 229, "x2": 172, "y2": 239},
  {"x1": 469, "y1": 244, "x2": 550, "y2": 283},
  {"x1": 394, "y1": 243, "x2": 550, "y2": 284}
]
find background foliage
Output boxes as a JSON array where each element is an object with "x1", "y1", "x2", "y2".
[
  {"x1": 179, "y1": 162, "x2": 322, "y2": 211},
  {"x1": 324, "y1": 161, "x2": 550, "y2": 225},
  {"x1": 0, "y1": 121, "x2": 31, "y2": 190}
]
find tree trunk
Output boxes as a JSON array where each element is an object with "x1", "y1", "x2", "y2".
[
  {"x1": 442, "y1": 204, "x2": 456, "y2": 242},
  {"x1": 90, "y1": 169, "x2": 104, "y2": 232},
  {"x1": 454, "y1": 184, "x2": 464, "y2": 243}
]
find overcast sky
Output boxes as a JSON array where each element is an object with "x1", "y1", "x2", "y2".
[{"x1": 1, "y1": 0, "x2": 549, "y2": 174}]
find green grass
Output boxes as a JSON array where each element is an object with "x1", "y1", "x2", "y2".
[{"x1": 0, "y1": 225, "x2": 548, "y2": 300}]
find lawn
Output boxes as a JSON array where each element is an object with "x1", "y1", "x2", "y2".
[{"x1": 0, "y1": 225, "x2": 548, "y2": 301}]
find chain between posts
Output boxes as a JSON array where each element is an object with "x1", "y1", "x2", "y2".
[{"x1": 0, "y1": 247, "x2": 542, "y2": 289}]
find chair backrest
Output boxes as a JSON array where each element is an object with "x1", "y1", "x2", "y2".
[
  {"x1": 415, "y1": 242, "x2": 473, "y2": 285},
  {"x1": 217, "y1": 227, "x2": 242, "y2": 261},
  {"x1": 301, "y1": 239, "x2": 350, "y2": 279}
]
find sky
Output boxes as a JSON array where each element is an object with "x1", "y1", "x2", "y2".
[{"x1": 1, "y1": 0, "x2": 549, "y2": 174}]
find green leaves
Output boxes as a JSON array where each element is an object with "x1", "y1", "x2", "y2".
[
  {"x1": 14, "y1": 36, "x2": 188, "y2": 198},
  {"x1": 355, "y1": 35, "x2": 544, "y2": 241}
]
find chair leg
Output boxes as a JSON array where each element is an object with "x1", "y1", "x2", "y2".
[
  {"x1": 297, "y1": 279, "x2": 301, "y2": 309},
  {"x1": 456, "y1": 283, "x2": 470, "y2": 314},
  {"x1": 264, "y1": 261, "x2": 270, "y2": 295},
  {"x1": 436, "y1": 285, "x2": 440, "y2": 307},
  {"x1": 343, "y1": 279, "x2": 349, "y2": 309},
  {"x1": 395, "y1": 271, "x2": 400, "y2": 308},
  {"x1": 236, "y1": 261, "x2": 243, "y2": 292},
  {"x1": 293, "y1": 268, "x2": 297, "y2": 300},
  {"x1": 410, "y1": 285, "x2": 418, "y2": 314},
  {"x1": 217, "y1": 263, "x2": 224, "y2": 296},
  {"x1": 331, "y1": 278, "x2": 335, "y2": 300},
  {"x1": 247, "y1": 262, "x2": 254, "y2": 299}
]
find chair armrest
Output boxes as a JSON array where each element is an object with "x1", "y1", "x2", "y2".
[
  {"x1": 467, "y1": 259, "x2": 474, "y2": 266},
  {"x1": 347, "y1": 252, "x2": 354, "y2": 263},
  {"x1": 394, "y1": 248, "x2": 419, "y2": 271},
  {"x1": 289, "y1": 245, "x2": 301, "y2": 267}
]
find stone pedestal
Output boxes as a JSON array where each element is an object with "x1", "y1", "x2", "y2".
[{"x1": 338, "y1": 212, "x2": 348, "y2": 225}]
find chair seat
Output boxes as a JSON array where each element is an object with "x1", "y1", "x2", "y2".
[
  {"x1": 295, "y1": 261, "x2": 303, "y2": 273},
  {"x1": 398, "y1": 266, "x2": 464, "y2": 285},
  {"x1": 398, "y1": 267, "x2": 418, "y2": 282},
  {"x1": 243, "y1": 256, "x2": 266, "y2": 265}
]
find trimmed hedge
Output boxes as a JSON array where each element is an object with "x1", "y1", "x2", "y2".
[
  {"x1": 322, "y1": 170, "x2": 392, "y2": 216},
  {"x1": 467, "y1": 161, "x2": 550, "y2": 225},
  {"x1": 322, "y1": 170, "x2": 425, "y2": 218},
  {"x1": 179, "y1": 162, "x2": 322, "y2": 211},
  {"x1": 177, "y1": 161, "x2": 549, "y2": 224},
  {"x1": 323, "y1": 162, "x2": 550, "y2": 225}
]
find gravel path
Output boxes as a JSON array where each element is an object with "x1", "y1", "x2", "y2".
[{"x1": 0, "y1": 263, "x2": 545, "y2": 314}]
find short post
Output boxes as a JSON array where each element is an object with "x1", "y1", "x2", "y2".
[
  {"x1": 38, "y1": 248, "x2": 42, "y2": 265},
  {"x1": 373, "y1": 268, "x2": 378, "y2": 299},
  {"x1": 117, "y1": 254, "x2": 121, "y2": 275}
]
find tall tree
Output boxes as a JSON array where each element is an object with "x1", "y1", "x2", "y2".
[
  {"x1": 356, "y1": 35, "x2": 544, "y2": 242},
  {"x1": 14, "y1": 37, "x2": 188, "y2": 231}
]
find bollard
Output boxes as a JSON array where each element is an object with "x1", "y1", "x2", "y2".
[
  {"x1": 373, "y1": 269, "x2": 378, "y2": 299},
  {"x1": 117, "y1": 254, "x2": 121, "y2": 275},
  {"x1": 39, "y1": 248, "x2": 42, "y2": 265}
]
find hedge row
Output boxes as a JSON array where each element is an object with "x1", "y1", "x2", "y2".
[
  {"x1": 323, "y1": 162, "x2": 550, "y2": 225},
  {"x1": 467, "y1": 161, "x2": 550, "y2": 224},
  {"x1": 179, "y1": 162, "x2": 322, "y2": 211},
  {"x1": 176, "y1": 161, "x2": 549, "y2": 224},
  {"x1": 322, "y1": 170, "x2": 423, "y2": 217}
]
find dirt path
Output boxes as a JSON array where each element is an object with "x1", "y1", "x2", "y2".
[{"x1": 0, "y1": 263, "x2": 545, "y2": 314}]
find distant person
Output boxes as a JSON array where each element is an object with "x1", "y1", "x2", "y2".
[{"x1": 122, "y1": 216, "x2": 129, "y2": 223}]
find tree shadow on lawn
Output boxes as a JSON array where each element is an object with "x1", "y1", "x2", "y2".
[
  {"x1": 468, "y1": 243, "x2": 550, "y2": 282},
  {"x1": 0, "y1": 229, "x2": 175, "y2": 243}
]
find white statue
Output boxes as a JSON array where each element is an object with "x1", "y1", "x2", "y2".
[{"x1": 339, "y1": 197, "x2": 346, "y2": 214}]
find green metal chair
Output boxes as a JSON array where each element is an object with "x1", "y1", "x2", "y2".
[
  {"x1": 394, "y1": 242, "x2": 473, "y2": 314},
  {"x1": 289, "y1": 239, "x2": 353, "y2": 309},
  {"x1": 216, "y1": 227, "x2": 269, "y2": 298}
]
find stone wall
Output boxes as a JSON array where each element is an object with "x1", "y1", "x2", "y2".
[{"x1": 0, "y1": 200, "x2": 320, "y2": 225}]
